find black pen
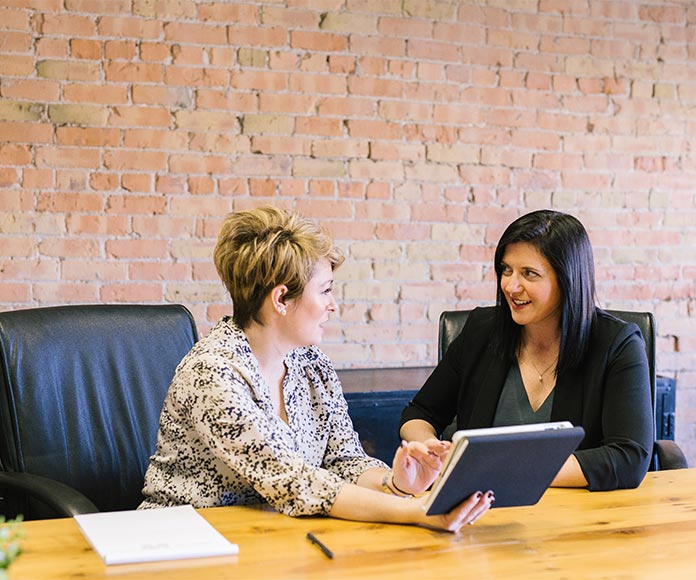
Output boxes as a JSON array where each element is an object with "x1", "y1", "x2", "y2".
[{"x1": 306, "y1": 532, "x2": 334, "y2": 559}]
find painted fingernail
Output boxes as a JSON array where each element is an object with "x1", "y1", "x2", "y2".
[{"x1": 475, "y1": 491, "x2": 483, "y2": 499}]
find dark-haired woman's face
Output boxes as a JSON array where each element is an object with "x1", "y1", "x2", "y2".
[{"x1": 500, "y1": 242, "x2": 562, "y2": 330}]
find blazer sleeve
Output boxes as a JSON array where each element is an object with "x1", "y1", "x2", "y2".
[
  {"x1": 399, "y1": 333, "x2": 463, "y2": 435},
  {"x1": 573, "y1": 325, "x2": 653, "y2": 491},
  {"x1": 400, "y1": 307, "x2": 494, "y2": 436}
]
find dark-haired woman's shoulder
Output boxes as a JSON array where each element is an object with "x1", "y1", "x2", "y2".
[{"x1": 593, "y1": 308, "x2": 646, "y2": 344}]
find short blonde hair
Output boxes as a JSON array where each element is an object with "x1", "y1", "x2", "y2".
[{"x1": 214, "y1": 206, "x2": 344, "y2": 328}]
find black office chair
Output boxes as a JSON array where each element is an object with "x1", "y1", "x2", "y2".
[
  {"x1": 0, "y1": 304, "x2": 198, "y2": 520},
  {"x1": 438, "y1": 309, "x2": 688, "y2": 471}
]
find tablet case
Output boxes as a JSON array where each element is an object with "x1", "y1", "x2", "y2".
[{"x1": 425, "y1": 423, "x2": 585, "y2": 515}]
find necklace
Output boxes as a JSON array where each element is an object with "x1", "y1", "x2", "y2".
[{"x1": 528, "y1": 358, "x2": 556, "y2": 383}]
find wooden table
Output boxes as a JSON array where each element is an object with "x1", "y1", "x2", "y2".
[{"x1": 9, "y1": 469, "x2": 696, "y2": 579}]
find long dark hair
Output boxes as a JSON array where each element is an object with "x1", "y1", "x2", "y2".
[{"x1": 493, "y1": 210, "x2": 597, "y2": 375}]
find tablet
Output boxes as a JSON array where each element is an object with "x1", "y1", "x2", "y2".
[{"x1": 424, "y1": 421, "x2": 585, "y2": 515}]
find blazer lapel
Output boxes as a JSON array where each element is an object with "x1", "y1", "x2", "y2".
[{"x1": 551, "y1": 370, "x2": 584, "y2": 427}]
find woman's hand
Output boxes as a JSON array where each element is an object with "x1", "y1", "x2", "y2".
[
  {"x1": 391, "y1": 438, "x2": 451, "y2": 495},
  {"x1": 415, "y1": 489, "x2": 494, "y2": 532}
]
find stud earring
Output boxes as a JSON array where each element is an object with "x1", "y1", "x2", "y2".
[{"x1": 280, "y1": 307, "x2": 287, "y2": 316}]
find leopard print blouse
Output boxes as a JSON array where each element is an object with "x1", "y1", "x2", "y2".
[{"x1": 139, "y1": 317, "x2": 386, "y2": 516}]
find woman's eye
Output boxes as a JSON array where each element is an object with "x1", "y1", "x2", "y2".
[{"x1": 523, "y1": 269, "x2": 539, "y2": 278}]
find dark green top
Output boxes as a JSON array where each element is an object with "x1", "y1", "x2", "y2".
[{"x1": 492, "y1": 363, "x2": 553, "y2": 426}]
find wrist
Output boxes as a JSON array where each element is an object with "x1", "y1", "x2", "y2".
[{"x1": 381, "y1": 470, "x2": 413, "y2": 498}]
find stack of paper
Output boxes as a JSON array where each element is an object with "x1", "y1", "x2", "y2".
[{"x1": 75, "y1": 505, "x2": 239, "y2": 566}]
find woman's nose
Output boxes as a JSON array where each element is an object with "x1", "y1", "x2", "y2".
[{"x1": 504, "y1": 273, "x2": 521, "y2": 293}]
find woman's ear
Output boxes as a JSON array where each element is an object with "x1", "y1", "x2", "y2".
[{"x1": 270, "y1": 285, "x2": 289, "y2": 317}]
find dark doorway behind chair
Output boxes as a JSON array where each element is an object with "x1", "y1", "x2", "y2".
[{"x1": 0, "y1": 304, "x2": 198, "y2": 520}]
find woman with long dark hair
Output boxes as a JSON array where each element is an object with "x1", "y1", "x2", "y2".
[{"x1": 400, "y1": 210, "x2": 653, "y2": 490}]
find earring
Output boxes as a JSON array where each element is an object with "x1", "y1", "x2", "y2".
[{"x1": 280, "y1": 307, "x2": 286, "y2": 316}]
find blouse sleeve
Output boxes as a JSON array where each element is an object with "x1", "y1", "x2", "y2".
[
  {"x1": 574, "y1": 328, "x2": 654, "y2": 490},
  {"x1": 312, "y1": 360, "x2": 388, "y2": 478}
]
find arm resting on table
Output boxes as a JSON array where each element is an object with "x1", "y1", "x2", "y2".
[{"x1": 0, "y1": 471, "x2": 99, "y2": 517}]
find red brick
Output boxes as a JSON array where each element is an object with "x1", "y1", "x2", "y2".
[
  {"x1": 227, "y1": 25, "x2": 286, "y2": 47},
  {"x1": 121, "y1": 173, "x2": 152, "y2": 193},
  {"x1": 0, "y1": 79, "x2": 59, "y2": 102},
  {"x1": 299, "y1": 53, "x2": 326, "y2": 72},
  {"x1": 66, "y1": 214, "x2": 128, "y2": 235},
  {"x1": 197, "y1": 2, "x2": 258, "y2": 23},
  {"x1": 98, "y1": 16, "x2": 163, "y2": 39},
  {"x1": 290, "y1": 30, "x2": 347, "y2": 52},
  {"x1": 104, "y1": 61, "x2": 163, "y2": 83},
  {"x1": 195, "y1": 89, "x2": 256, "y2": 112},
  {"x1": 129, "y1": 261, "x2": 191, "y2": 281},
  {"x1": 639, "y1": 5, "x2": 685, "y2": 23},
  {"x1": 36, "y1": 191, "x2": 103, "y2": 212},
  {"x1": 109, "y1": 106, "x2": 172, "y2": 127},
  {"x1": 105, "y1": 40, "x2": 137, "y2": 60},
  {"x1": 0, "y1": 31, "x2": 31, "y2": 52},
  {"x1": 0, "y1": 7, "x2": 31, "y2": 30},
  {"x1": 295, "y1": 117, "x2": 343, "y2": 136},
  {"x1": 103, "y1": 150, "x2": 167, "y2": 171},
  {"x1": 231, "y1": 70, "x2": 288, "y2": 91},
  {"x1": 259, "y1": 94, "x2": 316, "y2": 114},
  {"x1": 164, "y1": 21, "x2": 226, "y2": 44},
  {"x1": 169, "y1": 153, "x2": 231, "y2": 174},
  {"x1": 328, "y1": 55, "x2": 356, "y2": 74},
  {"x1": 36, "y1": 147, "x2": 101, "y2": 169},
  {"x1": 140, "y1": 42, "x2": 171, "y2": 62},
  {"x1": 132, "y1": 85, "x2": 193, "y2": 107},
  {"x1": 164, "y1": 66, "x2": 230, "y2": 87},
  {"x1": 317, "y1": 96, "x2": 375, "y2": 117},
  {"x1": 89, "y1": 172, "x2": 119, "y2": 191},
  {"x1": 100, "y1": 283, "x2": 164, "y2": 303},
  {"x1": 33, "y1": 282, "x2": 99, "y2": 304},
  {"x1": 169, "y1": 195, "x2": 230, "y2": 217},
  {"x1": 62, "y1": 260, "x2": 127, "y2": 281},
  {"x1": 0, "y1": 283, "x2": 30, "y2": 302},
  {"x1": 105, "y1": 239, "x2": 169, "y2": 260},
  {"x1": 131, "y1": 215, "x2": 196, "y2": 237},
  {"x1": 56, "y1": 127, "x2": 119, "y2": 147},
  {"x1": 63, "y1": 84, "x2": 129, "y2": 104},
  {"x1": 188, "y1": 175, "x2": 215, "y2": 195},
  {"x1": 35, "y1": 38, "x2": 67, "y2": 59},
  {"x1": 40, "y1": 13, "x2": 97, "y2": 36},
  {"x1": 155, "y1": 175, "x2": 186, "y2": 194},
  {"x1": 70, "y1": 39, "x2": 102, "y2": 59},
  {"x1": 123, "y1": 128, "x2": 188, "y2": 150},
  {"x1": 288, "y1": 72, "x2": 346, "y2": 94},
  {"x1": 21, "y1": 168, "x2": 52, "y2": 190}
]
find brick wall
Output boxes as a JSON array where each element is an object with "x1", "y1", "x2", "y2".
[{"x1": 1, "y1": 0, "x2": 695, "y2": 461}]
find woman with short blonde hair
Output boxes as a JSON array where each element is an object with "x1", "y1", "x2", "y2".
[{"x1": 142, "y1": 206, "x2": 492, "y2": 532}]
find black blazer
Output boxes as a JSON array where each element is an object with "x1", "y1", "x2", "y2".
[{"x1": 401, "y1": 307, "x2": 653, "y2": 491}]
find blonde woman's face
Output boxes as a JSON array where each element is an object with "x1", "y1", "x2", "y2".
[{"x1": 284, "y1": 258, "x2": 337, "y2": 347}]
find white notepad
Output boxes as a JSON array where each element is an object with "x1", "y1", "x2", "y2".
[{"x1": 75, "y1": 505, "x2": 239, "y2": 566}]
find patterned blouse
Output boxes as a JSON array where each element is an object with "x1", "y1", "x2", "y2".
[{"x1": 139, "y1": 317, "x2": 386, "y2": 516}]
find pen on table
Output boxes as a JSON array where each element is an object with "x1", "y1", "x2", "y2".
[{"x1": 306, "y1": 532, "x2": 334, "y2": 559}]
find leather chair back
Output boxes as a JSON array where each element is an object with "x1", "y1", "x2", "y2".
[{"x1": 0, "y1": 304, "x2": 198, "y2": 518}]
